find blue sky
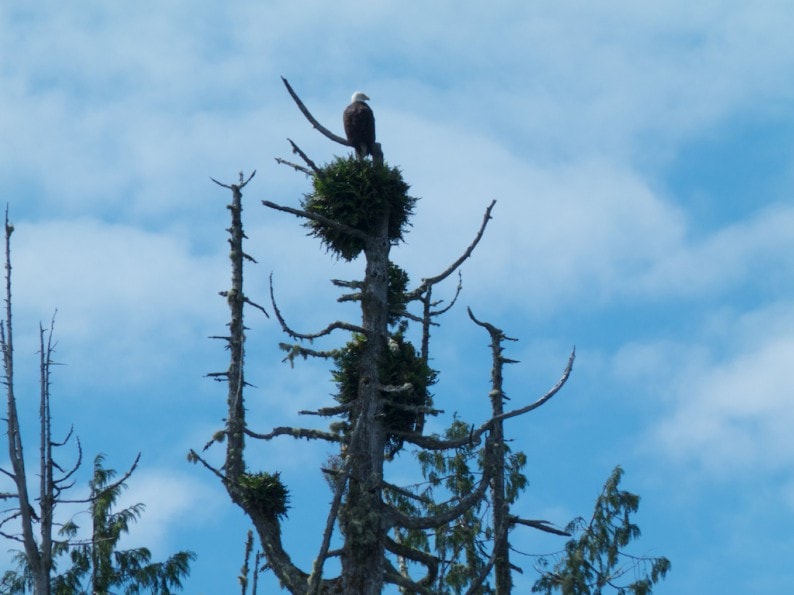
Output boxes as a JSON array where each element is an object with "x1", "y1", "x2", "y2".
[{"x1": 1, "y1": 1, "x2": 793, "y2": 593}]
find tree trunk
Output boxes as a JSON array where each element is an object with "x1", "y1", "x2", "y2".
[
  {"x1": 492, "y1": 413, "x2": 511, "y2": 594},
  {"x1": 479, "y1": 317, "x2": 512, "y2": 595},
  {"x1": 340, "y1": 210, "x2": 390, "y2": 594}
]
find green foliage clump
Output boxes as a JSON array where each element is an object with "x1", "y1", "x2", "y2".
[
  {"x1": 239, "y1": 471, "x2": 290, "y2": 521},
  {"x1": 387, "y1": 262, "x2": 410, "y2": 325},
  {"x1": 421, "y1": 421, "x2": 491, "y2": 593},
  {"x1": 331, "y1": 332, "x2": 437, "y2": 457},
  {"x1": 383, "y1": 417, "x2": 534, "y2": 593},
  {"x1": 532, "y1": 466, "x2": 671, "y2": 594},
  {"x1": 303, "y1": 156, "x2": 417, "y2": 260},
  {"x1": 408, "y1": 418, "x2": 527, "y2": 593}
]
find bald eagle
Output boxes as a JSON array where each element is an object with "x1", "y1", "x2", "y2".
[{"x1": 343, "y1": 92, "x2": 375, "y2": 159}]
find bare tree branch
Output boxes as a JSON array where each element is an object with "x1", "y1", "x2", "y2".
[
  {"x1": 386, "y1": 449, "x2": 494, "y2": 531},
  {"x1": 274, "y1": 157, "x2": 313, "y2": 176},
  {"x1": 330, "y1": 279, "x2": 363, "y2": 289},
  {"x1": 491, "y1": 346, "x2": 575, "y2": 424},
  {"x1": 262, "y1": 200, "x2": 370, "y2": 242},
  {"x1": 510, "y1": 516, "x2": 571, "y2": 537},
  {"x1": 210, "y1": 170, "x2": 257, "y2": 190},
  {"x1": 57, "y1": 453, "x2": 142, "y2": 505},
  {"x1": 383, "y1": 551, "x2": 438, "y2": 594},
  {"x1": 1, "y1": 210, "x2": 45, "y2": 591},
  {"x1": 281, "y1": 76, "x2": 351, "y2": 148},
  {"x1": 187, "y1": 449, "x2": 227, "y2": 483},
  {"x1": 207, "y1": 175, "x2": 309, "y2": 593},
  {"x1": 394, "y1": 347, "x2": 574, "y2": 454},
  {"x1": 279, "y1": 343, "x2": 339, "y2": 367},
  {"x1": 391, "y1": 427, "x2": 482, "y2": 451},
  {"x1": 428, "y1": 271, "x2": 463, "y2": 317},
  {"x1": 244, "y1": 426, "x2": 341, "y2": 443},
  {"x1": 238, "y1": 297, "x2": 266, "y2": 319},
  {"x1": 405, "y1": 200, "x2": 496, "y2": 300},
  {"x1": 307, "y1": 399, "x2": 368, "y2": 593},
  {"x1": 269, "y1": 273, "x2": 365, "y2": 340},
  {"x1": 298, "y1": 403, "x2": 354, "y2": 417},
  {"x1": 286, "y1": 139, "x2": 322, "y2": 176}
]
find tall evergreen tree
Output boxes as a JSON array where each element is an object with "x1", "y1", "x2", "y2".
[
  {"x1": 3, "y1": 454, "x2": 195, "y2": 594},
  {"x1": 532, "y1": 467, "x2": 671, "y2": 595},
  {"x1": 0, "y1": 215, "x2": 195, "y2": 594},
  {"x1": 54, "y1": 454, "x2": 195, "y2": 594}
]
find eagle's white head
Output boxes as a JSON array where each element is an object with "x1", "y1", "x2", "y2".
[{"x1": 351, "y1": 91, "x2": 370, "y2": 103}]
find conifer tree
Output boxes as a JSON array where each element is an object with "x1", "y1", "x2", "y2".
[
  {"x1": 192, "y1": 78, "x2": 667, "y2": 594},
  {"x1": 532, "y1": 467, "x2": 670, "y2": 594},
  {"x1": 0, "y1": 214, "x2": 194, "y2": 594},
  {"x1": 52, "y1": 454, "x2": 195, "y2": 595}
]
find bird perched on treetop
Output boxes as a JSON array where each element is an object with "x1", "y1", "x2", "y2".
[{"x1": 343, "y1": 91, "x2": 376, "y2": 160}]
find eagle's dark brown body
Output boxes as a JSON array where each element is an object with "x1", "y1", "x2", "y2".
[{"x1": 343, "y1": 92, "x2": 375, "y2": 159}]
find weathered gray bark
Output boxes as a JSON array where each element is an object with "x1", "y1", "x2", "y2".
[
  {"x1": 198, "y1": 81, "x2": 577, "y2": 595},
  {"x1": 469, "y1": 312, "x2": 515, "y2": 594},
  {"x1": 1, "y1": 216, "x2": 63, "y2": 595},
  {"x1": 220, "y1": 177, "x2": 309, "y2": 591},
  {"x1": 339, "y1": 211, "x2": 391, "y2": 593},
  {"x1": 198, "y1": 173, "x2": 325, "y2": 594},
  {"x1": 225, "y1": 179, "x2": 247, "y2": 485}
]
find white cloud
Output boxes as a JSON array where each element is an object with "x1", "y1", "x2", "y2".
[
  {"x1": 386, "y1": 131, "x2": 687, "y2": 315},
  {"x1": 1, "y1": 1, "x2": 792, "y2": 329},
  {"x1": 3, "y1": 0, "x2": 793, "y2": 228},
  {"x1": 611, "y1": 301, "x2": 794, "y2": 475},
  {"x1": 629, "y1": 203, "x2": 794, "y2": 299},
  {"x1": 114, "y1": 467, "x2": 220, "y2": 557},
  {"x1": 385, "y1": 113, "x2": 794, "y2": 317},
  {"x1": 655, "y1": 336, "x2": 794, "y2": 470},
  {"x1": 9, "y1": 218, "x2": 226, "y2": 387}
]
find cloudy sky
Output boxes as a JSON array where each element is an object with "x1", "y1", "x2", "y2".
[{"x1": 2, "y1": 1, "x2": 793, "y2": 593}]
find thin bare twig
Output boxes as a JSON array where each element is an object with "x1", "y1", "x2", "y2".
[
  {"x1": 210, "y1": 170, "x2": 257, "y2": 190},
  {"x1": 244, "y1": 296, "x2": 270, "y2": 318},
  {"x1": 491, "y1": 347, "x2": 575, "y2": 424},
  {"x1": 188, "y1": 449, "x2": 227, "y2": 483},
  {"x1": 393, "y1": 348, "x2": 574, "y2": 451},
  {"x1": 429, "y1": 271, "x2": 463, "y2": 317},
  {"x1": 57, "y1": 453, "x2": 142, "y2": 505},
  {"x1": 274, "y1": 157, "x2": 313, "y2": 176}
]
